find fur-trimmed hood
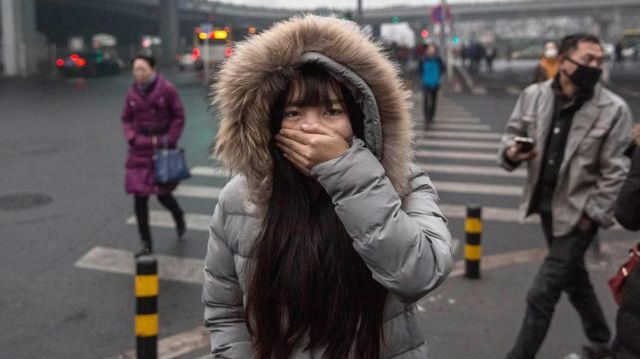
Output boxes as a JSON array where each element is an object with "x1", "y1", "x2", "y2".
[{"x1": 213, "y1": 15, "x2": 413, "y2": 202}]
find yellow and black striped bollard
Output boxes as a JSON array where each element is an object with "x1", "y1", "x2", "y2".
[
  {"x1": 464, "y1": 205, "x2": 482, "y2": 279},
  {"x1": 136, "y1": 255, "x2": 158, "y2": 359}
]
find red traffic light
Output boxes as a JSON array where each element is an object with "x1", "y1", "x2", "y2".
[{"x1": 421, "y1": 29, "x2": 429, "y2": 38}]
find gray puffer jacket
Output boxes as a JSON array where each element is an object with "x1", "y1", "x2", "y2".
[{"x1": 203, "y1": 15, "x2": 453, "y2": 358}]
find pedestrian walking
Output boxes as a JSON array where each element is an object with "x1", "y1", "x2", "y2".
[
  {"x1": 417, "y1": 43, "x2": 446, "y2": 126},
  {"x1": 533, "y1": 40, "x2": 561, "y2": 83},
  {"x1": 485, "y1": 45, "x2": 497, "y2": 73},
  {"x1": 611, "y1": 124, "x2": 640, "y2": 359},
  {"x1": 121, "y1": 55, "x2": 186, "y2": 256},
  {"x1": 202, "y1": 15, "x2": 452, "y2": 358},
  {"x1": 498, "y1": 33, "x2": 633, "y2": 359}
]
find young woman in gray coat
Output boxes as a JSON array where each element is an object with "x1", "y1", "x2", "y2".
[{"x1": 203, "y1": 15, "x2": 453, "y2": 358}]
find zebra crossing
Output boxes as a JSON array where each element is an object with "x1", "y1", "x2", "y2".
[
  {"x1": 79, "y1": 97, "x2": 537, "y2": 287},
  {"x1": 120, "y1": 98, "x2": 524, "y2": 234}
]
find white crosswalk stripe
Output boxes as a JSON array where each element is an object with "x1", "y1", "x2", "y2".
[
  {"x1": 175, "y1": 185, "x2": 221, "y2": 199},
  {"x1": 414, "y1": 138, "x2": 499, "y2": 150},
  {"x1": 418, "y1": 131, "x2": 502, "y2": 140},
  {"x1": 75, "y1": 246, "x2": 204, "y2": 284},
  {"x1": 432, "y1": 116, "x2": 481, "y2": 123},
  {"x1": 171, "y1": 178, "x2": 521, "y2": 200},
  {"x1": 128, "y1": 201, "x2": 533, "y2": 235},
  {"x1": 418, "y1": 122, "x2": 491, "y2": 132},
  {"x1": 421, "y1": 164, "x2": 526, "y2": 178},
  {"x1": 422, "y1": 123, "x2": 492, "y2": 131},
  {"x1": 190, "y1": 164, "x2": 524, "y2": 179},
  {"x1": 415, "y1": 149, "x2": 497, "y2": 161}
]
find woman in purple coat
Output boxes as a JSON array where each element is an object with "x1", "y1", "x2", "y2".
[{"x1": 121, "y1": 55, "x2": 186, "y2": 256}]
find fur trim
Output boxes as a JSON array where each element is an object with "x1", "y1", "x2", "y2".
[{"x1": 213, "y1": 15, "x2": 413, "y2": 203}]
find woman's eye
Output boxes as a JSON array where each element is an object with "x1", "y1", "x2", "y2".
[
  {"x1": 326, "y1": 108, "x2": 344, "y2": 116},
  {"x1": 283, "y1": 110, "x2": 301, "y2": 118}
]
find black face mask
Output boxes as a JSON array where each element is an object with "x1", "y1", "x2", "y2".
[{"x1": 563, "y1": 57, "x2": 602, "y2": 92}]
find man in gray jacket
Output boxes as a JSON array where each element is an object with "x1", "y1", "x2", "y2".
[{"x1": 498, "y1": 34, "x2": 633, "y2": 359}]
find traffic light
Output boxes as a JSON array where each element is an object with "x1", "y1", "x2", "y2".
[
  {"x1": 391, "y1": 16, "x2": 400, "y2": 24},
  {"x1": 247, "y1": 26, "x2": 257, "y2": 35},
  {"x1": 421, "y1": 29, "x2": 429, "y2": 38},
  {"x1": 452, "y1": 36, "x2": 460, "y2": 45}
]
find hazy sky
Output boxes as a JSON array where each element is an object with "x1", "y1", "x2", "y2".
[{"x1": 217, "y1": 0, "x2": 510, "y2": 10}]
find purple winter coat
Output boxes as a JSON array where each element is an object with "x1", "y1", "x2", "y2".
[{"x1": 121, "y1": 74, "x2": 185, "y2": 196}]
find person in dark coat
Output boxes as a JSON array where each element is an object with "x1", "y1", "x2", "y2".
[
  {"x1": 612, "y1": 124, "x2": 640, "y2": 359},
  {"x1": 121, "y1": 55, "x2": 186, "y2": 256}
]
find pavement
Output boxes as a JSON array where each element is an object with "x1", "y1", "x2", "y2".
[{"x1": 1, "y1": 61, "x2": 639, "y2": 358}]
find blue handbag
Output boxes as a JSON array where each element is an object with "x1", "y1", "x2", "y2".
[{"x1": 153, "y1": 136, "x2": 191, "y2": 184}]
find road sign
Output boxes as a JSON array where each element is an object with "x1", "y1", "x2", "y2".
[{"x1": 430, "y1": 4, "x2": 452, "y2": 24}]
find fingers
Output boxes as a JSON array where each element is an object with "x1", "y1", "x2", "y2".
[
  {"x1": 277, "y1": 139, "x2": 309, "y2": 167},
  {"x1": 300, "y1": 122, "x2": 337, "y2": 137},
  {"x1": 275, "y1": 133, "x2": 307, "y2": 155},
  {"x1": 279, "y1": 129, "x2": 311, "y2": 145},
  {"x1": 281, "y1": 151, "x2": 310, "y2": 176}
]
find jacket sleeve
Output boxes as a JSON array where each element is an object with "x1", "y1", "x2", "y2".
[
  {"x1": 121, "y1": 94, "x2": 136, "y2": 144},
  {"x1": 584, "y1": 105, "x2": 632, "y2": 227},
  {"x1": 202, "y1": 199, "x2": 255, "y2": 358},
  {"x1": 310, "y1": 139, "x2": 453, "y2": 303},
  {"x1": 614, "y1": 144, "x2": 640, "y2": 231},
  {"x1": 166, "y1": 85, "x2": 185, "y2": 147},
  {"x1": 497, "y1": 89, "x2": 531, "y2": 171}
]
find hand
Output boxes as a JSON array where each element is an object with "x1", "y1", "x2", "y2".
[
  {"x1": 577, "y1": 213, "x2": 594, "y2": 232},
  {"x1": 506, "y1": 144, "x2": 538, "y2": 163},
  {"x1": 275, "y1": 122, "x2": 349, "y2": 176}
]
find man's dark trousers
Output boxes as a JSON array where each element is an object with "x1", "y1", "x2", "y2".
[
  {"x1": 422, "y1": 86, "x2": 439, "y2": 124},
  {"x1": 507, "y1": 213, "x2": 611, "y2": 359}
]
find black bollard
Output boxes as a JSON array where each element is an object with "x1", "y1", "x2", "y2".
[
  {"x1": 464, "y1": 205, "x2": 482, "y2": 279},
  {"x1": 136, "y1": 255, "x2": 158, "y2": 359}
]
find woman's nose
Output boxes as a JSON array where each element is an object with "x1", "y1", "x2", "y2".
[{"x1": 301, "y1": 109, "x2": 321, "y2": 126}]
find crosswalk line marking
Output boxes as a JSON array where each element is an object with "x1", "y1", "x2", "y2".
[
  {"x1": 189, "y1": 164, "x2": 525, "y2": 179},
  {"x1": 418, "y1": 131, "x2": 502, "y2": 140},
  {"x1": 175, "y1": 185, "x2": 221, "y2": 199},
  {"x1": 435, "y1": 181, "x2": 521, "y2": 196},
  {"x1": 432, "y1": 116, "x2": 481, "y2": 123},
  {"x1": 76, "y1": 244, "x2": 550, "y2": 287},
  {"x1": 506, "y1": 86, "x2": 522, "y2": 96},
  {"x1": 130, "y1": 201, "x2": 531, "y2": 235},
  {"x1": 421, "y1": 164, "x2": 526, "y2": 178},
  {"x1": 190, "y1": 166, "x2": 230, "y2": 177},
  {"x1": 415, "y1": 149, "x2": 497, "y2": 161},
  {"x1": 449, "y1": 247, "x2": 548, "y2": 277},
  {"x1": 415, "y1": 138, "x2": 499, "y2": 150},
  {"x1": 74, "y1": 246, "x2": 204, "y2": 284},
  {"x1": 126, "y1": 210, "x2": 212, "y2": 231},
  {"x1": 173, "y1": 180, "x2": 521, "y2": 200},
  {"x1": 419, "y1": 123, "x2": 492, "y2": 131}
]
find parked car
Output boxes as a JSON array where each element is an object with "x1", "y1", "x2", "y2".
[{"x1": 56, "y1": 51, "x2": 121, "y2": 77}]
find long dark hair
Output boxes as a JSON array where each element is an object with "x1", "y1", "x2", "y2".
[{"x1": 245, "y1": 63, "x2": 387, "y2": 359}]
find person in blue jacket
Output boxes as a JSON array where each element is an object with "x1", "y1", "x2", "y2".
[{"x1": 417, "y1": 43, "x2": 446, "y2": 126}]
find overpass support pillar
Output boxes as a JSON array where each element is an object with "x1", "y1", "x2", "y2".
[
  {"x1": 1, "y1": 0, "x2": 38, "y2": 77},
  {"x1": 159, "y1": 0, "x2": 179, "y2": 67},
  {"x1": 371, "y1": 23, "x2": 381, "y2": 39}
]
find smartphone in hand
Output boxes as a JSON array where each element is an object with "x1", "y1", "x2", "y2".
[{"x1": 514, "y1": 136, "x2": 535, "y2": 153}]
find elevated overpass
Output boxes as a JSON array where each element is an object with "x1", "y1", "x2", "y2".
[{"x1": 4, "y1": 0, "x2": 640, "y2": 76}]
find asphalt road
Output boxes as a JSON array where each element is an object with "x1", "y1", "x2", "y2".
[{"x1": 0, "y1": 61, "x2": 638, "y2": 359}]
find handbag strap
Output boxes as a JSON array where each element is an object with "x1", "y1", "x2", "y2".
[{"x1": 631, "y1": 244, "x2": 640, "y2": 258}]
